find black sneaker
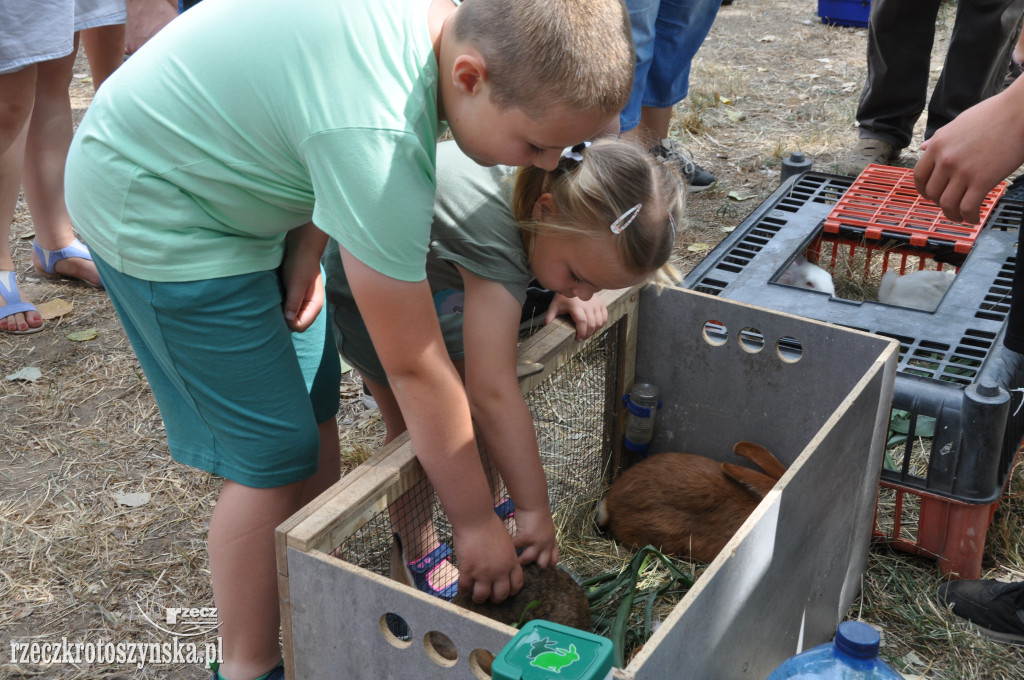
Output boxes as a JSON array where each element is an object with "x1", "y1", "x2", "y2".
[
  {"x1": 649, "y1": 138, "x2": 716, "y2": 192},
  {"x1": 936, "y1": 579, "x2": 1024, "y2": 646}
]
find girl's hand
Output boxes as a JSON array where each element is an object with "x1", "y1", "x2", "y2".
[
  {"x1": 511, "y1": 506, "x2": 559, "y2": 568},
  {"x1": 545, "y1": 293, "x2": 609, "y2": 341},
  {"x1": 453, "y1": 515, "x2": 523, "y2": 604}
]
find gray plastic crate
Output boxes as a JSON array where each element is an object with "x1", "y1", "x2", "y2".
[{"x1": 683, "y1": 172, "x2": 1024, "y2": 577}]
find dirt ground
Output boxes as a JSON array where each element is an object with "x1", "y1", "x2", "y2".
[{"x1": 2, "y1": 1, "x2": 1023, "y2": 678}]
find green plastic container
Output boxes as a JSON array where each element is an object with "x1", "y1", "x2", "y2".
[{"x1": 491, "y1": 620, "x2": 614, "y2": 680}]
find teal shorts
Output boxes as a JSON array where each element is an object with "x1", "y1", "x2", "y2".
[{"x1": 93, "y1": 254, "x2": 340, "y2": 488}]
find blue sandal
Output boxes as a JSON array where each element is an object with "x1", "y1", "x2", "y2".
[
  {"x1": 406, "y1": 500, "x2": 518, "y2": 601},
  {"x1": 407, "y1": 542, "x2": 459, "y2": 601},
  {"x1": 33, "y1": 238, "x2": 103, "y2": 289},
  {"x1": 0, "y1": 270, "x2": 44, "y2": 334}
]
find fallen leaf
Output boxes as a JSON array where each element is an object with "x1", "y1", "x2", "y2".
[
  {"x1": 728, "y1": 191, "x2": 758, "y2": 201},
  {"x1": 37, "y1": 298, "x2": 73, "y2": 320},
  {"x1": 726, "y1": 108, "x2": 746, "y2": 122},
  {"x1": 687, "y1": 243, "x2": 711, "y2": 253},
  {"x1": 719, "y1": 95, "x2": 732, "y2": 105},
  {"x1": 67, "y1": 329, "x2": 98, "y2": 342},
  {"x1": 758, "y1": 35, "x2": 777, "y2": 42},
  {"x1": 5, "y1": 367, "x2": 42, "y2": 382},
  {"x1": 113, "y1": 491, "x2": 151, "y2": 507},
  {"x1": 721, "y1": 226, "x2": 736, "y2": 233}
]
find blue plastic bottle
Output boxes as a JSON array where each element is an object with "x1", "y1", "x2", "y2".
[{"x1": 766, "y1": 621, "x2": 902, "y2": 679}]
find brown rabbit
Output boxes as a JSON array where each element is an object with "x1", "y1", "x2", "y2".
[
  {"x1": 595, "y1": 441, "x2": 787, "y2": 563},
  {"x1": 390, "y1": 534, "x2": 591, "y2": 630}
]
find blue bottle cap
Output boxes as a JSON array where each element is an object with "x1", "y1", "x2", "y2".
[{"x1": 834, "y1": 620, "x2": 880, "y2": 659}]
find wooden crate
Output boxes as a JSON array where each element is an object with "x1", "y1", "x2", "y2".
[{"x1": 277, "y1": 285, "x2": 898, "y2": 679}]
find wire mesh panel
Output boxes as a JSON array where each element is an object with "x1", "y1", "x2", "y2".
[{"x1": 324, "y1": 320, "x2": 622, "y2": 591}]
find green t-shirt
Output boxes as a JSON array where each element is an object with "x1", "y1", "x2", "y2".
[
  {"x1": 66, "y1": 0, "x2": 440, "y2": 283},
  {"x1": 324, "y1": 140, "x2": 533, "y2": 381}
]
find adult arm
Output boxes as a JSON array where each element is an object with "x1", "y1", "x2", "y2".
[
  {"x1": 915, "y1": 76, "x2": 1024, "y2": 223},
  {"x1": 125, "y1": 0, "x2": 178, "y2": 55}
]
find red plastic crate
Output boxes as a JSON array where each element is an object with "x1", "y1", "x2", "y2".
[
  {"x1": 824, "y1": 164, "x2": 1007, "y2": 254},
  {"x1": 872, "y1": 444, "x2": 1021, "y2": 579}
]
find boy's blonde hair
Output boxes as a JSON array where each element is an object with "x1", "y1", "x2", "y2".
[
  {"x1": 512, "y1": 137, "x2": 684, "y2": 279},
  {"x1": 452, "y1": 0, "x2": 634, "y2": 117}
]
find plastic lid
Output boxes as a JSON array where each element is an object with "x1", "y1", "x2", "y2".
[
  {"x1": 629, "y1": 383, "x2": 659, "y2": 405},
  {"x1": 834, "y1": 620, "x2": 880, "y2": 659}
]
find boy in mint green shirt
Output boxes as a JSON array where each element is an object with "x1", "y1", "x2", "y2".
[{"x1": 65, "y1": 0, "x2": 635, "y2": 678}]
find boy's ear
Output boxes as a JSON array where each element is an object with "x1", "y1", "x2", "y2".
[
  {"x1": 451, "y1": 51, "x2": 488, "y2": 95},
  {"x1": 532, "y1": 193, "x2": 556, "y2": 221}
]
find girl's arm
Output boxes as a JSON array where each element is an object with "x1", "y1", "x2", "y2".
[
  {"x1": 341, "y1": 247, "x2": 523, "y2": 604},
  {"x1": 282, "y1": 222, "x2": 328, "y2": 332},
  {"x1": 458, "y1": 266, "x2": 559, "y2": 568}
]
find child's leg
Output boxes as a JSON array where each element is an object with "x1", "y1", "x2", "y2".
[
  {"x1": 210, "y1": 479, "x2": 304, "y2": 680},
  {"x1": 299, "y1": 417, "x2": 341, "y2": 506},
  {"x1": 0, "y1": 66, "x2": 40, "y2": 333},
  {"x1": 362, "y1": 375, "x2": 458, "y2": 595},
  {"x1": 23, "y1": 44, "x2": 100, "y2": 287},
  {"x1": 91, "y1": 257, "x2": 323, "y2": 680},
  {"x1": 79, "y1": 24, "x2": 125, "y2": 90}
]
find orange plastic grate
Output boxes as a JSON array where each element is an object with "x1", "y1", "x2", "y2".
[{"x1": 823, "y1": 164, "x2": 1007, "y2": 254}]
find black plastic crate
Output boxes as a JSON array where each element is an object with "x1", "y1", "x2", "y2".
[{"x1": 684, "y1": 171, "x2": 1024, "y2": 507}]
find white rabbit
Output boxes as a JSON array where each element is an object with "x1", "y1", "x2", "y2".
[
  {"x1": 877, "y1": 269, "x2": 955, "y2": 312},
  {"x1": 778, "y1": 254, "x2": 835, "y2": 295}
]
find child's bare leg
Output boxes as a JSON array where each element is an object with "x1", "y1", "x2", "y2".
[
  {"x1": 299, "y1": 417, "x2": 341, "y2": 506},
  {"x1": 209, "y1": 479, "x2": 305, "y2": 680},
  {"x1": 0, "y1": 66, "x2": 41, "y2": 333},
  {"x1": 364, "y1": 374, "x2": 457, "y2": 592},
  {"x1": 80, "y1": 24, "x2": 126, "y2": 91},
  {"x1": 23, "y1": 46, "x2": 101, "y2": 287}
]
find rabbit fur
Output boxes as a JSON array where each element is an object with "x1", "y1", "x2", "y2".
[
  {"x1": 596, "y1": 442, "x2": 787, "y2": 563},
  {"x1": 390, "y1": 534, "x2": 591, "y2": 630},
  {"x1": 877, "y1": 269, "x2": 955, "y2": 312},
  {"x1": 779, "y1": 254, "x2": 835, "y2": 295}
]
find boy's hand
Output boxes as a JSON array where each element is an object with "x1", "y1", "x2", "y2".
[
  {"x1": 545, "y1": 294, "x2": 609, "y2": 341},
  {"x1": 282, "y1": 222, "x2": 329, "y2": 331},
  {"x1": 453, "y1": 516, "x2": 523, "y2": 604},
  {"x1": 511, "y1": 506, "x2": 559, "y2": 568}
]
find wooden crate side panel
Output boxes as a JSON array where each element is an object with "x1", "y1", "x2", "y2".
[
  {"x1": 628, "y1": 363, "x2": 892, "y2": 678},
  {"x1": 287, "y1": 548, "x2": 514, "y2": 680},
  {"x1": 636, "y1": 286, "x2": 896, "y2": 465}
]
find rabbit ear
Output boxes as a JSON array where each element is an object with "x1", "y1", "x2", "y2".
[
  {"x1": 721, "y1": 463, "x2": 779, "y2": 498},
  {"x1": 732, "y1": 441, "x2": 788, "y2": 480}
]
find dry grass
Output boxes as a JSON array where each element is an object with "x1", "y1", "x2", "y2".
[{"x1": 2, "y1": 1, "x2": 1023, "y2": 678}]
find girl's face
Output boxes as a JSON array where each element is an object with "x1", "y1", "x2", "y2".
[{"x1": 527, "y1": 230, "x2": 640, "y2": 300}]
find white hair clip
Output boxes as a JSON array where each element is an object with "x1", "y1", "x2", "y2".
[
  {"x1": 561, "y1": 140, "x2": 591, "y2": 163},
  {"x1": 611, "y1": 203, "x2": 642, "y2": 234}
]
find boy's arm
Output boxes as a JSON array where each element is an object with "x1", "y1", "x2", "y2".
[
  {"x1": 282, "y1": 222, "x2": 328, "y2": 332},
  {"x1": 341, "y1": 247, "x2": 523, "y2": 603},
  {"x1": 915, "y1": 76, "x2": 1024, "y2": 224},
  {"x1": 545, "y1": 293, "x2": 609, "y2": 342},
  {"x1": 458, "y1": 267, "x2": 559, "y2": 568}
]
